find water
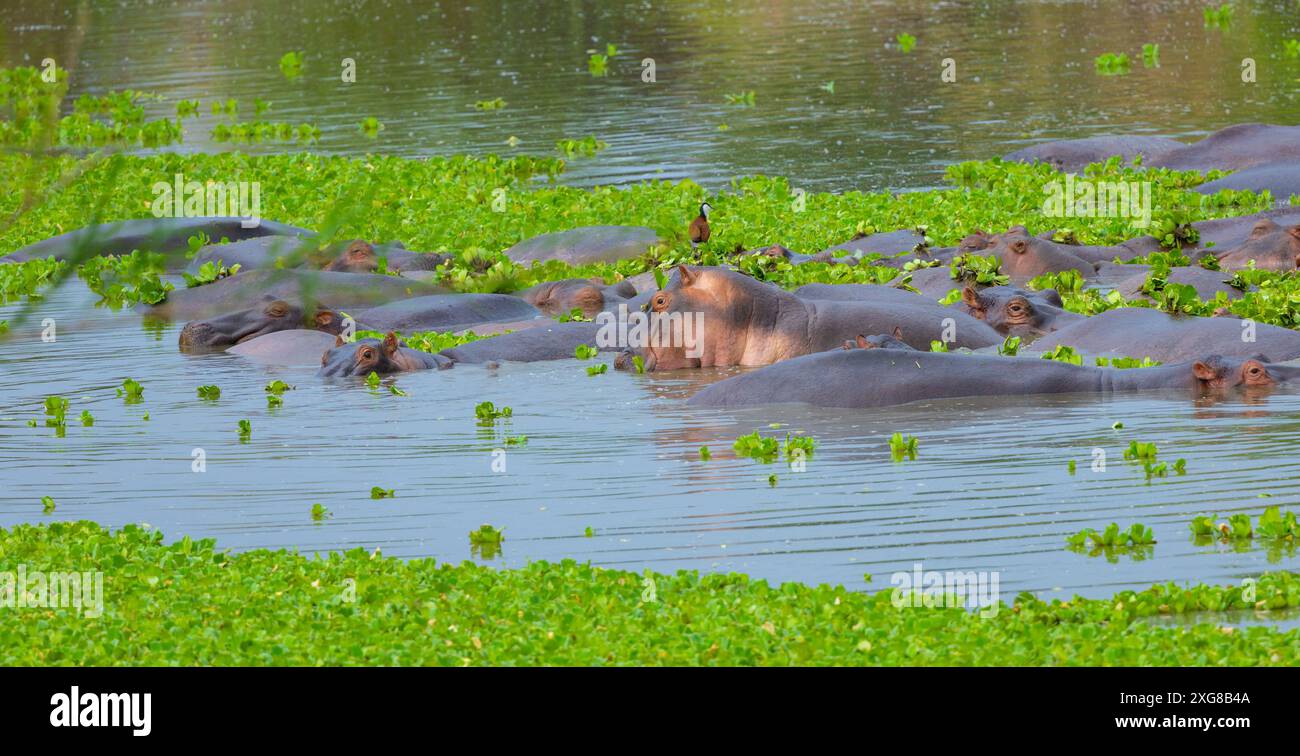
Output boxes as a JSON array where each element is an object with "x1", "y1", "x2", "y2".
[
  {"x1": 2, "y1": 0, "x2": 1298, "y2": 191},
  {"x1": 3, "y1": 283, "x2": 1300, "y2": 605},
  {"x1": 3, "y1": 1, "x2": 1300, "y2": 609}
]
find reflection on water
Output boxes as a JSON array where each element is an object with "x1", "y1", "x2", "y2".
[
  {"x1": 3, "y1": 284, "x2": 1300, "y2": 607},
  {"x1": 2, "y1": 0, "x2": 1298, "y2": 191}
]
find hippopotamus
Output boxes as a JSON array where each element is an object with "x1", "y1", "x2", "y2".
[
  {"x1": 1002, "y1": 135, "x2": 1186, "y2": 173},
  {"x1": 957, "y1": 286, "x2": 1083, "y2": 339},
  {"x1": 815, "y1": 229, "x2": 930, "y2": 260},
  {"x1": 615, "y1": 265, "x2": 1001, "y2": 371},
  {"x1": 227, "y1": 329, "x2": 341, "y2": 366},
  {"x1": 318, "y1": 333, "x2": 452, "y2": 376},
  {"x1": 184, "y1": 235, "x2": 315, "y2": 274},
  {"x1": 687, "y1": 349, "x2": 1300, "y2": 410},
  {"x1": 793, "y1": 283, "x2": 928, "y2": 306},
  {"x1": 1151, "y1": 124, "x2": 1300, "y2": 172},
  {"x1": 840, "y1": 328, "x2": 915, "y2": 351},
  {"x1": 1113, "y1": 266, "x2": 1247, "y2": 301},
  {"x1": 0, "y1": 217, "x2": 312, "y2": 265},
  {"x1": 1213, "y1": 219, "x2": 1300, "y2": 272},
  {"x1": 321, "y1": 240, "x2": 450, "y2": 274},
  {"x1": 503, "y1": 226, "x2": 660, "y2": 265},
  {"x1": 745, "y1": 244, "x2": 858, "y2": 266},
  {"x1": 515, "y1": 278, "x2": 639, "y2": 318},
  {"x1": 1028, "y1": 308, "x2": 1300, "y2": 364},
  {"x1": 141, "y1": 269, "x2": 446, "y2": 320},
  {"x1": 1194, "y1": 162, "x2": 1300, "y2": 200},
  {"x1": 438, "y1": 321, "x2": 619, "y2": 364},
  {"x1": 902, "y1": 266, "x2": 965, "y2": 302},
  {"x1": 353, "y1": 294, "x2": 541, "y2": 332},
  {"x1": 178, "y1": 299, "x2": 345, "y2": 351},
  {"x1": 973, "y1": 227, "x2": 1109, "y2": 276}
]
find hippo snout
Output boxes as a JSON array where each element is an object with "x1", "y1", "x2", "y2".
[{"x1": 178, "y1": 321, "x2": 221, "y2": 350}]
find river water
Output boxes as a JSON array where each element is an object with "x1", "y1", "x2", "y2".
[{"x1": 2, "y1": 0, "x2": 1300, "y2": 607}]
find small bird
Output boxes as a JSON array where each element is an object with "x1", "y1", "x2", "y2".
[{"x1": 689, "y1": 202, "x2": 712, "y2": 248}]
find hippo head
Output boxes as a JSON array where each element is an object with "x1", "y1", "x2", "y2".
[
  {"x1": 324, "y1": 240, "x2": 379, "y2": 272},
  {"x1": 959, "y1": 286, "x2": 1067, "y2": 338},
  {"x1": 958, "y1": 229, "x2": 995, "y2": 253},
  {"x1": 1214, "y1": 220, "x2": 1300, "y2": 272},
  {"x1": 1192, "y1": 355, "x2": 1300, "y2": 392},
  {"x1": 751, "y1": 244, "x2": 795, "y2": 260},
  {"x1": 841, "y1": 327, "x2": 912, "y2": 351},
  {"x1": 976, "y1": 226, "x2": 1093, "y2": 279},
  {"x1": 317, "y1": 332, "x2": 442, "y2": 377},
  {"x1": 178, "y1": 299, "x2": 344, "y2": 350},
  {"x1": 522, "y1": 278, "x2": 607, "y2": 318}
]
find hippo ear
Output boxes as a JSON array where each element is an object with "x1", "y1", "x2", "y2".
[
  {"x1": 1010, "y1": 239, "x2": 1029, "y2": 255},
  {"x1": 382, "y1": 332, "x2": 400, "y2": 356},
  {"x1": 315, "y1": 310, "x2": 335, "y2": 327},
  {"x1": 1192, "y1": 361, "x2": 1217, "y2": 381},
  {"x1": 334, "y1": 334, "x2": 345, "y2": 348},
  {"x1": 856, "y1": 334, "x2": 870, "y2": 349},
  {"x1": 1248, "y1": 220, "x2": 1280, "y2": 239},
  {"x1": 677, "y1": 265, "x2": 696, "y2": 287},
  {"x1": 961, "y1": 286, "x2": 982, "y2": 309},
  {"x1": 1288, "y1": 225, "x2": 1300, "y2": 241},
  {"x1": 1006, "y1": 226, "x2": 1030, "y2": 237},
  {"x1": 892, "y1": 326, "x2": 903, "y2": 340}
]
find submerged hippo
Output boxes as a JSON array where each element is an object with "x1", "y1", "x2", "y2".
[
  {"x1": 617, "y1": 265, "x2": 1001, "y2": 371},
  {"x1": 439, "y1": 321, "x2": 619, "y2": 364},
  {"x1": 184, "y1": 235, "x2": 316, "y2": 275},
  {"x1": 815, "y1": 229, "x2": 930, "y2": 260},
  {"x1": 688, "y1": 349, "x2": 1300, "y2": 409},
  {"x1": 1151, "y1": 124, "x2": 1300, "y2": 172},
  {"x1": 178, "y1": 299, "x2": 345, "y2": 351},
  {"x1": 354, "y1": 293, "x2": 541, "y2": 332},
  {"x1": 142, "y1": 269, "x2": 445, "y2": 320},
  {"x1": 1002, "y1": 135, "x2": 1185, "y2": 173},
  {"x1": 0, "y1": 217, "x2": 312, "y2": 265},
  {"x1": 1029, "y1": 308, "x2": 1300, "y2": 364},
  {"x1": 322, "y1": 240, "x2": 450, "y2": 274},
  {"x1": 840, "y1": 328, "x2": 915, "y2": 351},
  {"x1": 515, "y1": 278, "x2": 639, "y2": 319},
  {"x1": 1113, "y1": 266, "x2": 1247, "y2": 301},
  {"x1": 503, "y1": 226, "x2": 660, "y2": 265},
  {"x1": 1194, "y1": 161, "x2": 1300, "y2": 200},
  {"x1": 957, "y1": 286, "x2": 1083, "y2": 339},
  {"x1": 1214, "y1": 219, "x2": 1300, "y2": 272},
  {"x1": 318, "y1": 333, "x2": 452, "y2": 376},
  {"x1": 972, "y1": 227, "x2": 1100, "y2": 278}
]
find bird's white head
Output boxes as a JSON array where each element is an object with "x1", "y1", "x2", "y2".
[{"x1": 700, "y1": 202, "x2": 712, "y2": 218}]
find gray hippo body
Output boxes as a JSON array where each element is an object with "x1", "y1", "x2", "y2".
[
  {"x1": 1003, "y1": 135, "x2": 1185, "y2": 173},
  {"x1": 1, "y1": 217, "x2": 312, "y2": 265},
  {"x1": 228, "y1": 329, "x2": 341, "y2": 366},
  {"x1": 1213, "y1": 218, "x2": 1300, "y2": 272},
  {"x1": 815, "y1": 229, "x2": 930, "y2": 259},
  {"x1": 439, "y1": 321, "x2": 617, "y2": 364},
  {"x1": 793, "y1": 283, "x2": 927, "y2": 305},
  {"x1": 1152, "y1": 124, "x2": 1300, "y2": 172},
  {"x1": 687, "y1": 349, "x2": 1299, "y2": 409},
  {"x1": 503, "y1": 226, "x2": 659, "y2": 265},
  {"x1": 1195, "y1": 162, "x2": 1300, "y2": 200},
  {"x1": 354, "y1": 294, "x2": 541, "y2": 332},
  {"x1": 1028, "y1": 308, "x2": 1300, "y2": 363},
  {"x1": 142, "y1": 269, "x2": 445, "y2": 320},
  {"x1": 515, "y1": 278, "x2": 639, "y2": 318}
]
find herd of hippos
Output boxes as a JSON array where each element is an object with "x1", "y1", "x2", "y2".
[{"x1": 3, "y1": 123, "x2": 1300, "y2": 410}]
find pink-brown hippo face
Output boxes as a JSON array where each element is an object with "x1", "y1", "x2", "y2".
[
  {"x1": 634, "y1": 265, "x2": 756, "y2": 371},
  {"x1": 1192, "y1": 355, "x2": 1298, "y2": 392},
  {"x1": 324, "y1": 240, "x2": 379, "y2": 272},
  {"x1": 1215, "y1": 220, "x2": 1300, "y2": 272},
  {"x1": 959, "y1": 285, "x2": 1073, "y2": 339},
  {"x1": 317, "y1": 332, "x2": 447, "y2": 376},
  {"x1": 975, "y1": 227, "x2": 1094, "y2": 279},
  {"x1": 178, "y1": 299, "x2": 344, "y2": 350},
  {"x1": 521, "y1": 278, "x2": 607, "y2": 318}
]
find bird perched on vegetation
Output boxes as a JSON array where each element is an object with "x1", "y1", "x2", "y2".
[{"x1": 689, "y1": 202, "x2": 712, "y2": 248}]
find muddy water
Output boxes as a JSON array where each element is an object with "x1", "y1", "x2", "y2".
[
  {"x1": 2, "y1": 0, "x2": 1299, "y2": 191},
  {"x1": 3, "y1": 282, "x2": 1300, "y2": 607}
]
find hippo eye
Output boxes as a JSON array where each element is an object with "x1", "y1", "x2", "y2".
[
  {"x1": 359, "y1": 348, "x2": 375, "y2": 362},
  {"x1": 653, "y1": 294, "x2": 668, "y2": 308},
  {"x1": 267, "y1": 303, "x2": 287, "y2": 317}
]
